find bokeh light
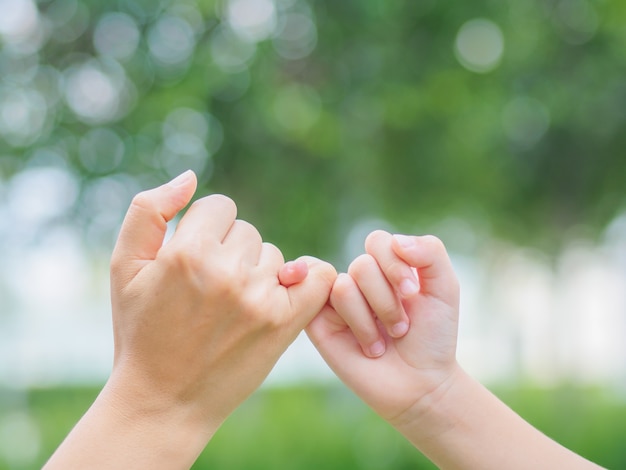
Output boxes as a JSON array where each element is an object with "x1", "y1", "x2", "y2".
[
  {"x1": 6, "y1": 166, "x2": 78, "y2": 229},
  {"x1": 147, "y1": 14, "x2": 196, "y2": 67},
  {"x1": 45, "y1": 0, "x2": 90, "y2": 45},
  {"x1": 455, "y1": 18, "x2": 505, "y2": 73},
  {"x1": 63, "y1": 58, "x2": 135, "y2": 124},
  {"x1": 272, "y1": 12, "x2": 317, "y2": 60},
  {"x1": 210, "y1": 24, "x2": 257, "y2": 72},
  {"x1": 93, "y1": 12, "x2": 141, "y2": 61},
  {"x1": 78, "y1": 127, "x2": 126, "y2": 174},
  {"x1": 552, "y1": 0, "x2": 599, "y2": 45},
  {"x1": 157, "y1": 107, "x2": 222, "y2": 177},
  {"x1": 1, "y1": 1, "x2": 625, "y2": 466},
  {"x1": 0, "y1": 87, "x2": 48, "y2": 147},
  {"x1": 0, "y1": 0, "x2": 39, "y2": 45},
  {"x1": 226, "y1": 0, "x2": 277, "y2": 43}
]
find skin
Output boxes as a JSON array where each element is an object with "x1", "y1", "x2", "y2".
[
  {"x1": 42, "y1": 172, "x2": 604, "y2": 469},
  {"x1": 307, "y1": 230, "x2": 604, "y2": 470},
  {"x1": 44, "y1": 170, "x2": 336, "y2": 469}
]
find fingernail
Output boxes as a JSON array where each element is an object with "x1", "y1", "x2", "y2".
[
  {"x1": 391, "y1": 321, "x2": 409, "y2": 338},
  {"x1": 369, "y1": 341, "x2": 385, "y2": 357},
  {"x1": 399, "y1": 278, "x2": 419, "y2": 297},
  {"x1": 393, "y1": 234, "x2": 414, "y2": 248},
  {"x1": 168, "y1": 170, "x2": 194, "y2": 187}
]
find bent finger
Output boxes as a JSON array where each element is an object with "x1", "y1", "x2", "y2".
[
  {"x1": 365, "y1": 230, "x2": 419, "y2": 299},
  {"x1": 349, "y1": 254, "x2": 409, "y2": 339},
  {"x1": 286, "y1": 257, "x2": 337, "y2": 329},
  {"x1": 174, "y1": 194, "x2": 237, "y2": 247},
  {"x1": 330, "y1": 273, "x2": 386, "y2": 358},
  {"x1": 222, "y1": 219, "x2": 263, "y2": 265},
  {"x1": 391, "y1": 234, "x2": 460, "y2": 306},
  {"x1": 278, "y1": 259, "x2": 309, "y2": 287}
]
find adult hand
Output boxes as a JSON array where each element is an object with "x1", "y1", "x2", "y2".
[
  {"x1": 109, "y1": 170, "x2": 337, "y2": 433},
  {"x1": 45, "y1": 171, "x2": 336, "y2": 469}
]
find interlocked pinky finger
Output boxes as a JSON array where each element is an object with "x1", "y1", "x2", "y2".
[
  {"x1": 278, "y1": 259, "x2": 309, "y2": 287},
  {"x1": 330, "y1": 273, "x2": 386, "y2": 358}
]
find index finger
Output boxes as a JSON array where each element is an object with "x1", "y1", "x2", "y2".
[
  {"x1": 391, "y1": 234, "x2": 460, "y2": 305},
  {"x1": 365, "y1": 230, "x2": 420, "y2": 299}
]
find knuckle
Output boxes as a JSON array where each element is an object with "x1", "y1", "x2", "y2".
[
  {"x1": 109, "y1": 256, "x2": 132, "y2": 286},
  {"x1": 421, "y1": 234, "x2": 445, "y2": 252},
  {"x1": 192, "y1": 194, "x2": 238, "y2": 218},
  {"x1": 359, "y1": 328, "x2": 381, "y2": 347},
  {"x1": 261, "y1": 310, "x2": 286, "y2": 331},
  {"x1": 330, "y1": 273, "x2": 354, "y2": 306},
  {"x1": 234, "y1": 219, "x2": 262, "y2": 244},
  {"x1": 383, "y1": 259, "x2": 410, "y2": 284},
  {"x1": 263, "y1": 242, "x2": 284, "y2": 264},
  {"x1": 217, "y1": 195, "x2": 237, "y2": 218},
  {"x1": 242, "y1": 292, "x2": 284, "y2": 330},
  {"x1": 347, "y1": 254, "x2": 376, "y2": 281},
  {"x1": 159, "y1": 244, "x2": 205, "y2": 277},
  {"x1": 109, "y1": 251, "x2": 123, "y2": 274},
  {"x1": 320, "y1": 263, "x2": 339, "y2": 290},
  {"x1": 364, "y1": 229, "x2": 390, "y2": 252},
  {"x1": 377, "y1": 299, "x2": 401, "y2": 320},
  {"x1": 208, "y1": 193, "x2": 237, "y2": 211},
  {"x1": 129, "y1": 190, "x2": 154, "y2": 213},
  {"x1": 264, "y1": 243, "x2": 287, "y2": 272},
  {"x1": 303, "y1": 257, "x2": 337, "y2": 289}
]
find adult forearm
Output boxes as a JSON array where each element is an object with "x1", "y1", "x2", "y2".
[{"x1": 43, "y1": 380, "x2": 215, "y2": 470}]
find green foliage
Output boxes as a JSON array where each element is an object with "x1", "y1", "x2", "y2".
[
  {"x1": 1, "y1": 0, "x2": 624, "y2": 259},
  {"x1": 7, "y1": 384, "x2": 626, "y2": 469}
]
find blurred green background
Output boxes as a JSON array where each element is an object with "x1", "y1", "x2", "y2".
[{"x1": 1, "y1": 0, "x2": 625, "y2": 468}]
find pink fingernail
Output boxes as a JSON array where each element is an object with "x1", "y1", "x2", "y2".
[
  {"x1": 391, "y1": 321, "x2": 409, "y2": 338},
  {"x1": 369, "y1": 341, "x2": 385, "y2": 357},
  {"x1": 399, "y1": 278, "x2": 419, "y2": 297}
]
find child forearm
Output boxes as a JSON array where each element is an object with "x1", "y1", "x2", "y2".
[{"x1": 396, "y1": 365, "x2": 604, "y2": 470}]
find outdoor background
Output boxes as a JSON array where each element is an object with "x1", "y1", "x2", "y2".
[{"x1": 1, "y1": 0, "x2": 625, "y2": 468}]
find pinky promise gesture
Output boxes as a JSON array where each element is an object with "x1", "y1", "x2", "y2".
[{"x1": 44, "y1": 171, "x2": 336, "y2": 469}]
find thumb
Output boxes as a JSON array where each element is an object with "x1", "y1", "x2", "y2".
[
  {"x1": 111, "y1": 170, "x2": 197, "y2": 280},
  {"x1": 286, "y1": 256, "x2": 337, "y2": 328}
]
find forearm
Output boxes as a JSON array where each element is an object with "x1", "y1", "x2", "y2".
[
  {"x1": 43, "y1": 379, "x2": 216, "y2": 470},
  {"x1": 396, "y1": 365, "x2": 604, "y2": 470}
]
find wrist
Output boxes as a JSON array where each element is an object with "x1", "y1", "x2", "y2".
[
  {"x1": 44, "y1": 374, "x2": 217, "y2": 470},
  {"x1": 97, "y1": 373, "x2": 218, "y2": 467},
  {"x1": 390, "y1": 362, "x2": 468, "y2": 446},
  {"x1": 389, "y1": 364, "x2": 605, "y2": 470}
]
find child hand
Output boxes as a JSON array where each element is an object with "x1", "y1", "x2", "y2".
[
  {"x1": 306, "y1": 230, "x2": 460, "y2": 427},
  {"x1": 278, "y1": 259, "x2": 309, "y2": 287}
]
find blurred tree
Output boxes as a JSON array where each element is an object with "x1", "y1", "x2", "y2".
[{"x1": 0, "y1": 0, "x2": 624, "y2": 260}]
